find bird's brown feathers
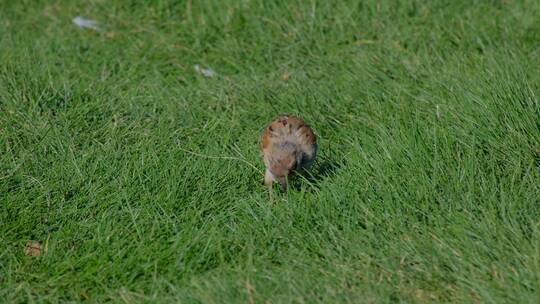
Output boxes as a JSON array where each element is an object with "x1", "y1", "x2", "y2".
[{"x1": 260, "y1": 115, "x2": 317, "y2": 191}]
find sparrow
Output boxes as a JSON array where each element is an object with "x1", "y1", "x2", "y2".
[{"x1": 260, "y1": 115, "x2": 317, "y2": 192}]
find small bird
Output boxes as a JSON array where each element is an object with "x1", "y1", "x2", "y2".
[{"x1": 260, "y1": 115, "x2": 317, "y2": 192}]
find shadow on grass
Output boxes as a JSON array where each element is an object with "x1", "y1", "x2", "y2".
[{"x1": 289, "y1": 155, "x2": 344, "y2": 192}]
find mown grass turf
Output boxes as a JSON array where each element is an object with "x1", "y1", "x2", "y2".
[{"x1": 1, "y1": 0, "x2": 540, "y2": 302}]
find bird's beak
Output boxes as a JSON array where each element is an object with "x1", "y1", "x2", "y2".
[{"x1": 278, "y1": 176, "x2": 288, "y2": 192}]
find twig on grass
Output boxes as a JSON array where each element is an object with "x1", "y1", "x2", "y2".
[{"x1": 177, "y1": 145, "x2": 262, "y2": 174}]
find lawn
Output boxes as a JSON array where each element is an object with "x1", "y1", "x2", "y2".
[{"x1": 1, "y1": 0, "x2": 539, "y2": 302}]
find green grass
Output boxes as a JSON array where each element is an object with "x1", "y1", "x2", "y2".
[{"x1": 1, "y1": 0, "x2": 540, "y2": 302}]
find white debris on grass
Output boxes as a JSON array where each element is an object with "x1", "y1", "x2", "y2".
[
  {"x1": 194, "y1": 64, "x2": 216, "y2": 78},
  {"x1": 72, "y1": 16, "x2": 101, "y2": 31}
]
